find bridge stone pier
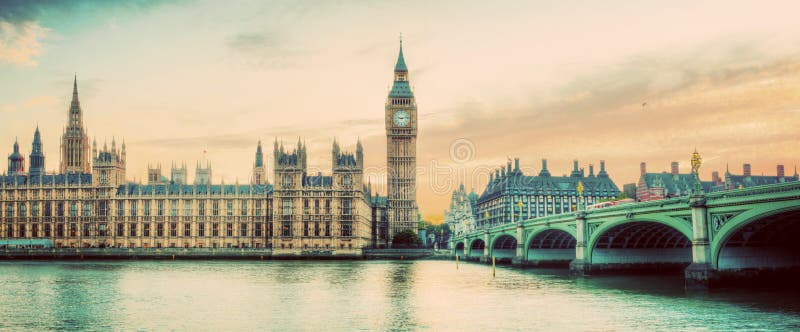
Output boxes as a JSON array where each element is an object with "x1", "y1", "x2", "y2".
[{"x1": 450, "y1": 182, "x2": 800, "y2": 289}]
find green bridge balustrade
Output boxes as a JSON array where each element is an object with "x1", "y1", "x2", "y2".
[{"x1": 449, "y1": 181, "x2": 800, "y2": 289}]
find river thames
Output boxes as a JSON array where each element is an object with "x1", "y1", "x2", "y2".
[{"x1": 1, "y1": 260, "x2": 799, "y2": 331}]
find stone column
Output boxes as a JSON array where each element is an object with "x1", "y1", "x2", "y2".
[
  {"x1": 449, "y1": 238, "x2": 455, "y2": 256},
  {"x1": 481, "y1": 229, "x2": 490, "y2": 263},
  {"x1": 512, "y1": 222, "x2": 525, "y2": 265},
  {"x1": 569, "y1": 211, "x2": 590, "y2": 276},
  {"x1": 685, "y1": 194, "x2": 718, "y2": 290}
]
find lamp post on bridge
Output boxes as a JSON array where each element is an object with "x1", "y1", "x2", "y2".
[
  {"x1": 569, "y1": 181, "x2": 590, "y2": 276},
  {"x1": 685, "y1": 149, "x2": 718, "y2": 290}
]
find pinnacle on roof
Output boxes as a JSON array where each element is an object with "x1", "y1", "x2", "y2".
[
  {"x1": 73, "y1": 74, "x2": 78, "y2": 99},
  {"x1": 395, "y1": 38, "x2": 407, "y2": 72}
]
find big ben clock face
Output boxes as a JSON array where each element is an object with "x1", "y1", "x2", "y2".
[{"x1": 393, "y1": 110, "x2": 410, "y2": 127}]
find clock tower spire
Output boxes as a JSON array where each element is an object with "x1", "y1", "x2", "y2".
[{"x1": 386, "y1": 37, "x2": 418, "y2": 243}]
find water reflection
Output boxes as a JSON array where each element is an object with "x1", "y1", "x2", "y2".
[
  {"x1": 384, "y1": 262, "x2": 417, "y2": 331},
  {"x1": 1, "y1": 260, "x2": 800, "y2": 331}
]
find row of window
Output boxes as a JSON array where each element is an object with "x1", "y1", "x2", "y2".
[
  {"x1": 3, "y1": 222, "x2": 270, "y2": 238},
  {"x1": 1, "y1": 188, "x2": 93, "y2": 200},
  {"x1": 2, "y1": 200, "x2": 274, "y2": 218},
  {"x1": 3, "y1": 201, "x2": 90, "y2": 217},
  {"x1": 281, "y1": 220, "x2": 353, "y2": 237},
  {"x1": 2, "y1": 220, "x2": 361, "y2": 238}
]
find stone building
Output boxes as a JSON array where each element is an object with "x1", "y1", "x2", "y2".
[
  {"x1": 475, "y1": 158, "x2": 620, "y2": 228},
  {"x1": 636, "y1": 161, "x2": 798, "y2": 202},
  {"x1": 385, "y1": 39, "x2": 419, "y2": 242},
  {"x1": 723, "y1": 163, "x2": 798, "y2": 190},
  {"x1": 0, "y1": 42, "x2": 415, "y2": 252},
  {"x1": 60, "y1": 76, "x2": 91, "y2": 174},
  {"x1": 444, "y1": 184, "x2": 478, "y2": 237},
  {"x1": 636, "y1": 162, "x2": 715, "y2": 202}
]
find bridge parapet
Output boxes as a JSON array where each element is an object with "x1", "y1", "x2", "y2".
[
  {"x1": 449, "y1": 181, "x2": 800, "y2": 290},
  {"x1": 706, "y1": 181, "x2": 800, "y2": 206}
]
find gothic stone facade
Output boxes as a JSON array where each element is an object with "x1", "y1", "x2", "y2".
[
  {"x1": 476, "y1": 158, "x2": 621, "y2": 228},
  {"x1": 385, "y1": 41, "x2": 419, "y2": 241},
  {"x1": 0, "y1": 42, "x2": 418, "y2": 251}
]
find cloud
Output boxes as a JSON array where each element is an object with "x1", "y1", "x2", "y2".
[
  {"x1": 407, "y1": 46, "x2": 800, "y2": 220},
  {"x1": 225, "y1": 30, "x2": 312, "y2": 69},
  {"x1": 0, "y1": 21, "x2": 48, "y2": 66},
  {"x1": 227, "y1": 32, "x2": 281, "y2": 53},
  {"x1": 0, "y1": 0, "x2": 184, "y2": 66}
]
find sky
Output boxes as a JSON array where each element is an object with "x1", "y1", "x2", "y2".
[{"x1": 1, "y1": 0, "x2": 800, "y2": 222}]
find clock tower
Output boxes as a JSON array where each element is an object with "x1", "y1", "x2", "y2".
[{"x1": 386, "y1": 39, "x2": 419, "y2": 243}]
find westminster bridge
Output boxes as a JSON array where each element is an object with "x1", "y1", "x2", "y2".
[{"x1": 449, "y1": 181, "x2": 800, "y2": 288}]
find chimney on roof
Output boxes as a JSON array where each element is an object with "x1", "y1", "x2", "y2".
[
  {"x1": 514, "y1": 158, "x2": 519, "y2": 172},
  {"x1": 640, "y1": 162, "x2": 646, "y2": 176},
  {"x1": 589, "y1": 164, "x2": 595, "y2": 177},
  {"x1": 507, "y1": 160, "x2": 512, "y2": 175},
  {"x1": 777, "y1": 164, "x2": 785, "y2": 177},
  {"x1": 743, "y1": 163, "x2": 751, "y2": 177},
  {"x1": 712, "y1": 171, "x2": 721, "y2": 185},
  {"x1": 671, "y1": 161, "x2": 679, "y2": 175},
  {"x1": 539, "y1": 158, "x2": 551, "y2": 176}
]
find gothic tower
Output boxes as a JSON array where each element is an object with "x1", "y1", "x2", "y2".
[
  {"x1": 253, "y1": 140, "x2": 267, "y2": 185},
  {"x1": 7, "y1": 138, "x2": 25, "y2": 176},
  {"x1": 29, "y1": 127, "x2": 45, "y2": 177},
  {"x1": 60, "y1": 75, "x2": 91, "y2": 174},
  {"x1": 147, "y1": 163, "x2": 163, "y2": 184},
  {"x1": 195, "y1": 161, "x2": 212, "y2": 185},
  {"x1": 92, "y1": 138, "x2": 126, "y2": 187},
  {"x1": 385, "y1": 39, "x2": 419, "y2": 241},
  {"x1": 171, "y1": 161, "x2": 187, "y2": 185}
]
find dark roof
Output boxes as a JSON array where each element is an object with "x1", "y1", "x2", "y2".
[
  {"x1": 478, "y1": 171, "x2": 620, "y2": 204},
  {"x1": 395, "y1": 44, "x2": 407, "y2": 72},
  {"x1": 370, "y1": 195, "x2": 388, "y2": 207},
  {"x1": 97, "y1": 151, "x2": 113, "y2": 163},
  {"x1": 641, "y1": 173, "x2": 715, "y2": 196},
  {"x1": 1, "y1": 173, "x2": 92, "y2": 186},
  {"x1": 303, "y1": 175, "x2": 332, "y2": 187},
  {"x1": 335, "y1": 154, "x2": 357, "y2": 167},
  {"x1": 725, "y1": 174, "x2": 798, "y2": 189},
  {"x1": 389, "y1": 80, "x2": 413, "y2": 98},
  {"x1": 115, "y1": 184, "x2": 273, "y2": 196},
  {"x1": 277, "y1": 153, "x2": 298, "y2": 166}
]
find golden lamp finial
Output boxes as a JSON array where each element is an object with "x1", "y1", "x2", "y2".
[{"x1": 691, "y1": 149, "x2": 702, "y2": 175}]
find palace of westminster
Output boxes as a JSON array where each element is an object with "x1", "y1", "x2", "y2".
[{"x1": 0, "y1": 42, "x2": 420, "y2": 251}]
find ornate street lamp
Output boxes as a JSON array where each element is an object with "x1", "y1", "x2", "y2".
[{"x1": 691, "y1": 149, "x2": 703, "y2": 195}]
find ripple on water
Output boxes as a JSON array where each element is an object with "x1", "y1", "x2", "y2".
[{"x1": 1, "y1": 260, "x2": 800, "y2": 331}]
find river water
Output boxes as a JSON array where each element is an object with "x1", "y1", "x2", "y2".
[{"x1": 0, "y1": 260, "x2": 799, "y2": 331}]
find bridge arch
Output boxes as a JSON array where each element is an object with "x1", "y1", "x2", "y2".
[
  {"x1": 712, "y1": 202, "x2": 800, "y2": 271},
  {"x1": 587, "y1": 217, "x2": 692, "y2": 271},
  {"x1": 468, "y1": 238, "x2": 486, "y2": 258},
  {"x1": 524, "y1": 226, "x2": 577, "y2": 265},
  {"x1": 454, "y1": 242, "x2": 465, "y2": 257},
  {"x1": 490, "y1": 234, "x2": 518, "y2": 261}
]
